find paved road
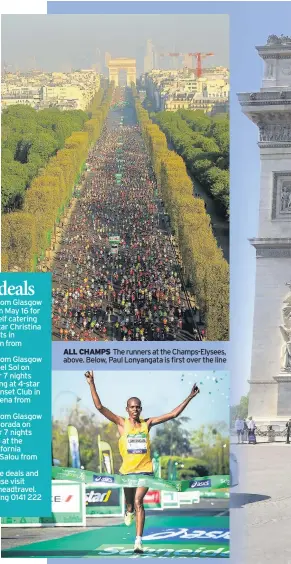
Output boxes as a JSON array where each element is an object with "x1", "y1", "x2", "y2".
[
  {"x1": 2, "y1": 501, "x2": 228, "y2": 552},
  {"x1": 231, "y1": 444, "x2": 291, "y2": 564}
]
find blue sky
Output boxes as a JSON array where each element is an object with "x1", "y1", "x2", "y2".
[
  {"x1": 2, "y1": 14, "x2": 228, "y2": 74},
  {"x1": 53, "y1": 370, "x2": 230, "y2": 429}
]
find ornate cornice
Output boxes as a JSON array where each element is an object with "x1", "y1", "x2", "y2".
[
  {"x1": 241, "y1": 102, "x2": 291, "y2": 109},
  {"x1": 247, "y1": 380, "x2": 277, "y2": 384},
  {"x1": 258, "y1": 143, "x2": 291, "y2": 148},
  {"x1": 261, "y1": 54, "x2": 291, "y2": 60},
  {"x1": 255, "y1": 249, "x2": 291, "y2": 258},
  {"x1": 258, "y1": 141, "x2": 291, "y2": 149},
  {"x1": 238, "y1": 92, "x2": 291, "y2": 116},
  {"x1": 256, "y1": 36, "x2": 291, "y2": 59},
  {"x1": 250, "y1": 238, "x2": 291, "y2": 248},
  {"x1": 239, "y1": 91, "x2": 291, "y2": 102},
  {"x1": 250, "y1": 238, "x2": 291, "y2": 257},
  {"x1": 274, "y1": 373, "x2": 291, "y2": 383},
  {"x1": 258, "y1": 124, "x2": 291, "y2": 143}
]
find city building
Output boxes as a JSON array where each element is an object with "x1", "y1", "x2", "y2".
[
  {"x1": 144, "y1": 67, "x2": 229, "y2": 113},
  {"x1": 144, "y1": 39, "x2": 155, "y2": 74},
  {"x1": 1, "y1": 69, "x2": 100, "y2": 111}
]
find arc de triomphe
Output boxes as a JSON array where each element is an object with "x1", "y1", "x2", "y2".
[
  {"x1": 238, "y1": 35, "x2": 291, "y2": 424},
  {"x1": 108, "y1": 58, "x2": 136, "y2": 86}
]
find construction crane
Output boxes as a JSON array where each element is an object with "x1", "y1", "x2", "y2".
[
  {"x1": 191, "y1": 52, "x2": 214, "y2": 78},
  {"x1": 159, "y1": 52, "x2": 214, "y2": 78}
]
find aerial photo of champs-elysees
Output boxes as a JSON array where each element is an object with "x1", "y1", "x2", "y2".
[{"x1": 1, "y1": 27, "x2": 229, "y2": 344}]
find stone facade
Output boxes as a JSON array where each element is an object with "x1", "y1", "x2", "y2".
[{"x1": 238, "y1": 35, "x2": 291, "y2": 424}]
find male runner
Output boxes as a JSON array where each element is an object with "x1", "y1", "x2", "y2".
[{"x1": 85, "y1": 370, "x2": 200, "y2": 553}]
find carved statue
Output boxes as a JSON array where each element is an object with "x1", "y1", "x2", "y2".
[
  {"x1": 259, "y1": 124, "x2": 291, "y2": 143},
  {"x1": 280, "y1": 183, "x2": 291, "y2": 212},
  {"x1": 267, "y1": 34, "x2": 291, "y2": 45},
  {"x1": 267, "y1": 35, "x2": 280, "y2": 45},
  {"x1": 266, "y1": 62, "x2": 274, "y2": 78},
  {"x1": 280, "y1": 35, "x2": 291, "y2": 45},
  {"x1": 280, "y1": 289, "x2": 291, "y2": 371}
]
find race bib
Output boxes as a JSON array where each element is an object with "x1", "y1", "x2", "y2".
[{"x1": 127, "y1": 433, "x2": 148, "y2": 454}]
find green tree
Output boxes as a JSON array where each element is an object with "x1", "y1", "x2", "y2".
[
  {"x1": 191, "y1": 423, "x2": 229, "y2": 475},
  {"x1": 154, "y1": 109, "x2": 229, "y2": 217},
  {"x1": 53, "y1": 406, "x2": 121, "y2": 472},
  {"x1": 160, "y1": 455, "x2": 210, "y2": 480},
  {"x1": 230, "y1": 394, "x2": 249, "y2": 428},
  {"x1": 1, "y1": 105, "x2": 88, "y2": 214},
  {"x1": 151, "y1": 417, "x2": 192, "y2": 457}
]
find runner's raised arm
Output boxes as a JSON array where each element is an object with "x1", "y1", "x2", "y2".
[
  {"x1": 85, "y1": 371, "x2": 124, "y2": 426},
  {"x1": 146, "y1": 384, "x2": 200, "y2": 429}
]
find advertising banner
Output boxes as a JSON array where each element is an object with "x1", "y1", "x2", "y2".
[
  {"x1": 188, "y1": 476, "x2": 230, "y2": 499},
  {"x1": 161, "y1": 491, "x2": 180, "y2": 509},
  {"x1": 67, "y1": 425, "x2": 81, "y2": 469},
  {"x1": 179, "y1": 491, "x2": 201, "y2": 504},
  {"x1": 152, "y1": 455, "x2": 161, "y2": 478},
  {"x1": 85, "y1": 484, "x2": 124, "y2": 516},
  {"x1": 2, "y1": 481, "x2": 86, "y2": 527},
  {"x1": 144, "y1": 490, "x2": 162, "y2": 510},
  {"x1": 97, "y1": 435, "x2": 114, "y2": 474},
  {"x1": 52, "y1": 468, "x2": 230, "y2": 497}
]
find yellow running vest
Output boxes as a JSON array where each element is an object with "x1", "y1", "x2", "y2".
[{"x1": 119, "y1": 418, "x2": 153, "y2": 474}]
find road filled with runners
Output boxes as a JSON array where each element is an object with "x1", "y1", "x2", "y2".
[{"x1": 52, "y1": 88, "x2": 201, "y2": 342}]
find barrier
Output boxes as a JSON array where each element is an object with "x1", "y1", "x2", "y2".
[
  {"x1": 52, "y1": 468, "x2": 230, "y2": 497},
  {"x1": 1, "y1": 481, "x2": 86, "y2": 527},
  {"x1": 161, "y1": 491, "x2": 200, "y2": 508},
  {"x1": 144, "y1": 490, "x2": 162, "y2": 510},
  {"x1": 161, "y1": 491, "x2": 180, "y2": 509},
  {"x1": 179, "y1": 491, "x2": 200, "y2": 504},
  {"x1": 86, "y1": 483, "x2": 124, "y2": 517},
  {"x1": 199, "y1": 491, "x2": 230, "y2": 499}
]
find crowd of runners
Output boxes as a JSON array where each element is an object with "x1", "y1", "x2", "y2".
[{"x1": 52, "y1": 88, "x2": 201, "y2": 342}]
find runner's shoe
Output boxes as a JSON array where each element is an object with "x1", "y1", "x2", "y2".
[
  {"x1": 133, "y1": 539, "x2": 143, "y2": 553},
  {"x1": 124, "y1": 511, "x2": 135, "y2": 526}
]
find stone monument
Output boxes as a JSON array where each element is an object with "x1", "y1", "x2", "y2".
[
  {"x1": 238, "y1": 35, "x2": 291, "y2": 424},
  {"x1": 107, "y1": 58, "x2": 136, "y2": 87}
]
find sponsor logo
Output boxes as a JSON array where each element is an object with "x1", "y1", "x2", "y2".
[
  {"x1": 142, "y1": 528, "x2": 229, "y2": 543},
  {"x1": 144, "y1": 490, "x2": 161, "y2": 505},
  {"x1": 220, "y1": 477, "x2": 230, "y2": 486},
  {"x1": 85, "y1": 487, "x2": 120, "y2": 507},
  {"x1": 190, "y1": 479, "x2": 211, "y2": 489},
  {"x1": 52, "y1": 495, "x2": 73, "y2": 503},
  {"x1": 95, "y1": 545, "x2": 229, "y2": 558},
  {"x1": 86, "y1": 489, "x2": 112, "y2": 504},
  {"x1": 51, "y1": 484, "x2": 81, "y2": 513},
  {"x1": 93, "y1": 474, "x2": 115, "y2": 483}
]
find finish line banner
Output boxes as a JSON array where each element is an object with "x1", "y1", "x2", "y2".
[
  {"x1": 52, "y1": 468, "x2": 229, "y2": 498},
  {"x1": 53, "y1": 342, "x2": 229, "y2": 371}
]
